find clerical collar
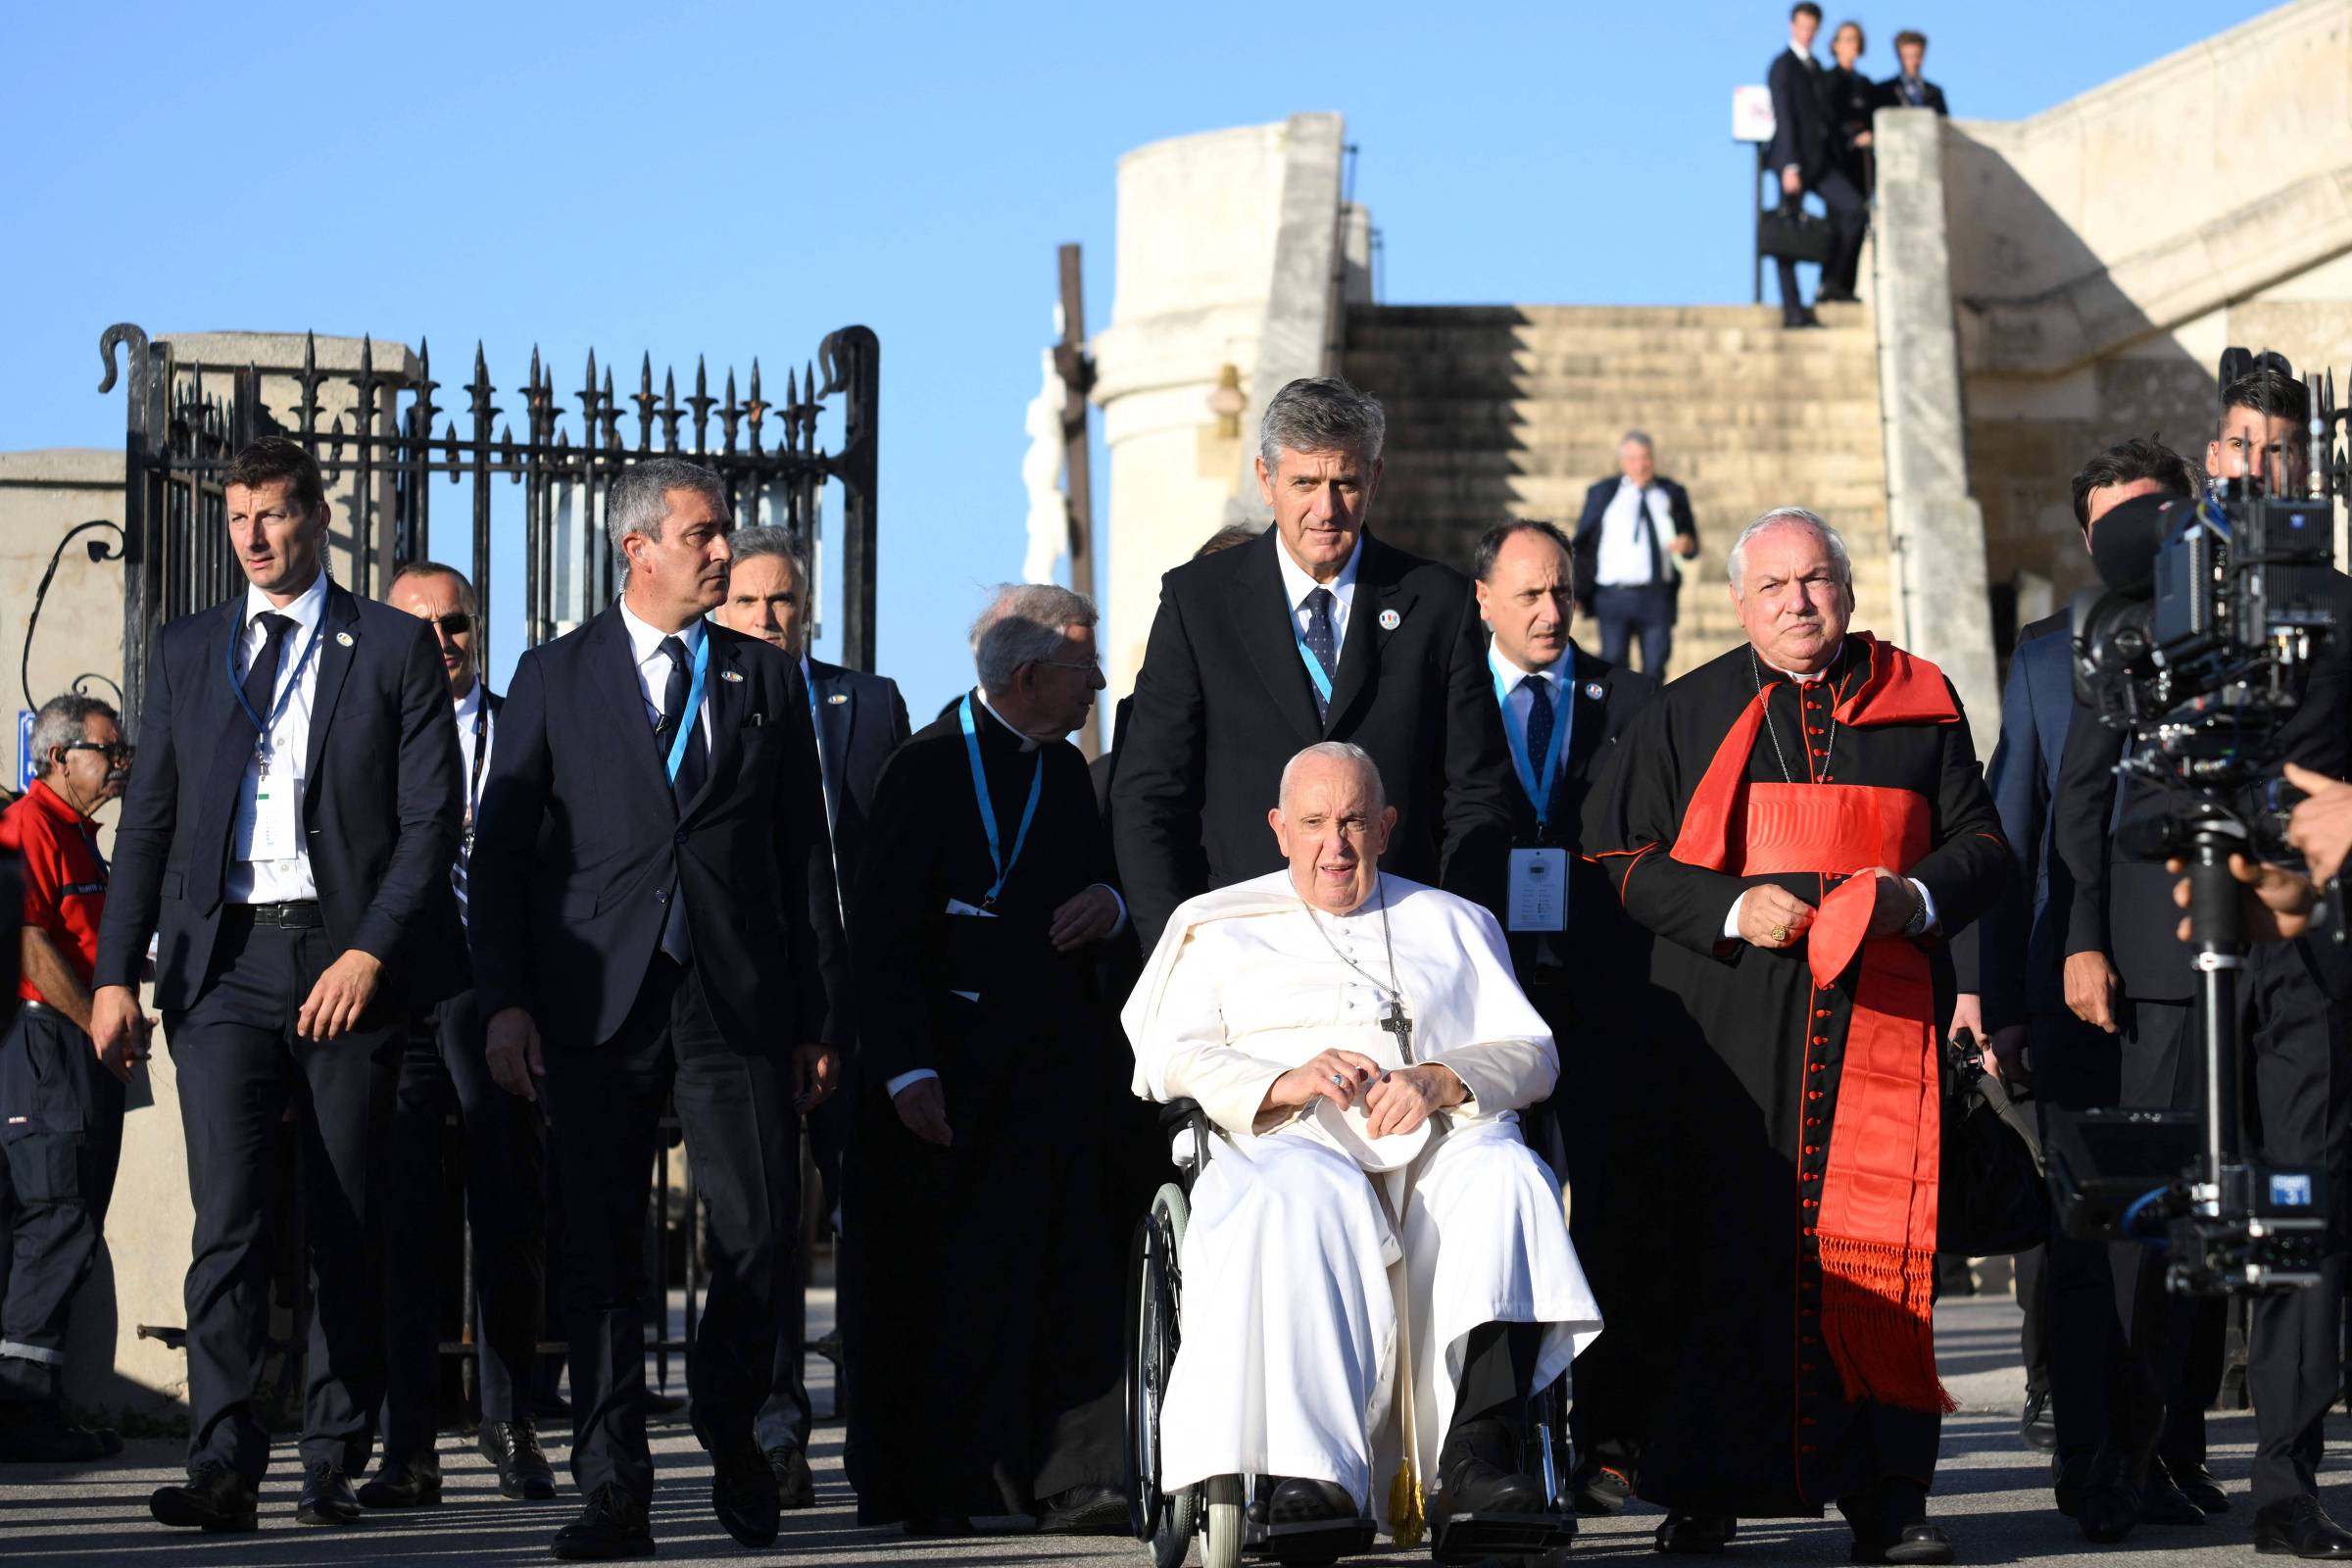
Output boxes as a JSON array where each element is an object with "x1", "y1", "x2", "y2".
[
  {"x1": 1757, "y1": 640, "x2": 1844, "y2": 685},
  {"x1": 974, "y1": 689, "x2": 1043, "y2": 752}
]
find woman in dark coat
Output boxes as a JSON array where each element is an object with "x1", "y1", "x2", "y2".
[{"x1": 1819, "y1": 20, "x2": 1883, "y2": 300}]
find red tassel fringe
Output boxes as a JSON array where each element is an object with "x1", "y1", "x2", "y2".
[{"x1": 1816, "y1": 1232, "x2": 1955, "y2": 1416}]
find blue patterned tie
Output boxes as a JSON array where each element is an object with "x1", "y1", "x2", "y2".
[
  {"x1": 1302, "y1": 587, "x2": 1339, "y2": 723},
  {"x1": 1523, "y1": 676, "x2": 1555, "y2": 803}
]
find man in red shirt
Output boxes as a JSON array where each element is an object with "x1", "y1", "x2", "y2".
[{"x1": 0, "y1": 694, "x2": 139, "y2": 1462}]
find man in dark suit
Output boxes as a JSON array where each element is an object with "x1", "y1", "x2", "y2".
[
  {"x1": 1111, "y1": 376, "x2": 1513, "y2": 950},
  {"x1": 1092, "y1": 524, "x2": 1256, "y2": 826},
  {"x1": 468, "y1": 458, "x2": 844, "y2": 1561},
  {"x1": 1469, "y1": 518, "x2": 1658, "y2": 1511},
  {"x1": 711, "y1": 522, "x2": 909, "y2": 1505},
  {"x1": 1948, "y1": 439, "x2": 2202, "y2": 1494},
  {"x1": 1881, "y1": 30, "x2": 1949, "y2": 115},
  {"x1": 1766, "y1": 2, "x2": 1866, "y2": 324},
  {"x1": 1571, "y1": 432, "x2": 1700, "y2": 676},
  {"x1": 89, "y1": 436, "x2": 468, "y2": 1532},
  {"x1": 359, "y1": 562, "x2": 555, "y2": 1512},
  {"x1": 2054, "y1": 370, "x2": 2352, "y2": 1555}
]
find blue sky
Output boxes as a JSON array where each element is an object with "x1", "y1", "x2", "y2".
[{"x1": 0, "y1": 0, "x2": 2275, "y2": 721}]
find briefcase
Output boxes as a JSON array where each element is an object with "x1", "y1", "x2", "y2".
[
  {"x1": 1759, "y1": 207, "x2": 1834, "y2": 265},
  {"x1": 1936, "y1": 1032, "x2": 2050, "y2": 1256}
]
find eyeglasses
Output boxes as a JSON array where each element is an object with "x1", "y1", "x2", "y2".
[
  {"x1": 426, "y1": 612, "x2": 472, "y2": 637},
  {"x1": 63, "y1": 742, "x2": 133, "y2": 764},
  {"x1": 1033, "y1": 658, "x2": 1102, "y2": 674}
]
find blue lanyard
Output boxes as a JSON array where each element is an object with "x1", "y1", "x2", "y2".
[
  {"x1": 958, "y1": 694, "x2": 1044, "y2": 908},
  {"x1": 1494, "y1": 668, "x2": 1569, "y2": 826},
  {"x1": 662, "y1": 633, "x2": 711, "y2": 784},
  {"x1": 224, "y1": 612, "x2": 326, "y2": 762},
  {"x1": 1296, "y1": 637, "x2": 1335, "y2": 704}
]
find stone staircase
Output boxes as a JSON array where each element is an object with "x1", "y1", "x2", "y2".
[{"x1": 1341, "y1": 303, "x2": 1891, "y2": 680}]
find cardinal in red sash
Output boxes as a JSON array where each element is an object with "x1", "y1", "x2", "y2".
[{"x1": 1584, "y1": 509, "x2": 2008, "y2": 1566}]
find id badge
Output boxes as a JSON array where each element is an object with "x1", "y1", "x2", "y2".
[
  {"x1": 246, "y1": 762, "x2": 302, "y2": 862},
  {"x1": 1508, "y1": 847, "x2": 1568, "y2": 932}
]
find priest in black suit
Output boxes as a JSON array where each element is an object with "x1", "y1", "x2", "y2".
[
  {"x1": 843, "y1": 583, "x2": 1136, "y2": 1537},
  {"x1": 1111, "y1": 376, "x2": 1513, "y2": 951},
  {"x1": 467, "y1": 459, "x2": 844, "y2": 1562},
  {"x1": 1469, "y1": 518, "x2": 1662, "y2": 1513},
  {"x1": 711, "y1": 523, "x2": 910, "y2": 1502}
]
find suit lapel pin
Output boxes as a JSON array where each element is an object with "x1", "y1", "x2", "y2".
[
  {"x1": 827, "y1": 692, "x2": 849, "y2": 705},
  {"x1": 334, "y1": 631, "x2": 355, "y2": 647},
  {"x1": 719, "y1": 669, "x2": 745, "y2": 683},
  {"x1": 1377, "y1": 608, "x2": 1401, "y2": 631},
  {"x1": 1585, "y1": 682, "x2": 1604, "y2": 700}
]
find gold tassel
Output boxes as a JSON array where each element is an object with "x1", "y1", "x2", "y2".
[{"x1": 1389, "y1": 1460, "x2": 1426, "y2": 1547}]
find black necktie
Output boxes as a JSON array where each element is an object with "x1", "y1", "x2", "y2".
[
  {"x1": 1523, "y1": 676, "x2": 1556, "y2": 806},
  {"x1": 655, "y1": 635, "x2": 708, "y2": 963},
  {"x1": 1632, "y1": 486, "x2": 1668, "y2": 584},
  {"x1": 188, "y1": 612, "x2": 297, "y2": 910},
  {"x1": 1301, "y1": 587, "x2": 1339, "y2": 724}
]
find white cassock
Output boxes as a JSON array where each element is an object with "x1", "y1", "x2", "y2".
[{"x1": 1122, "y1": 870, "x2": 1602, "y2": 1525}]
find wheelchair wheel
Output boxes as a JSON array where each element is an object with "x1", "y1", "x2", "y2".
[
  {"x1": 1129, "y1": 1182, "x2": 1196, "y2": 1568},
  {"x1": 1201, "y1": 1473, "x2": 1246, "y2": 1568}
]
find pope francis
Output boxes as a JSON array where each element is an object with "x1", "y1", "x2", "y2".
[{"x1": 1123, "y1": 741, "x2": 1601, "y2": 1537}]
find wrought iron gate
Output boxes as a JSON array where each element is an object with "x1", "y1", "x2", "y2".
[{"x1": 99, "y1": 320, "x2": 878, "y2": 731}]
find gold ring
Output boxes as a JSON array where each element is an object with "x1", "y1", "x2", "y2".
[{"x1": 1770, "y1": 924, "x2": 1789, "y2": 943}]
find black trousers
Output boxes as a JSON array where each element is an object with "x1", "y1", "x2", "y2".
[
  {"x1": 379, "y1": 989, "x2": 547, "y2": 1458},
  {"x1": 757, "y1": 1086, "x2": 850, "y2": 1452},
  {"x1": 1773, "y1": 169, "x2": 1867, "y2": 319},
  {"x1": 1592, "y1": 584, "x2": 1677, "y2": 678},
  {"x1": 2108, "y1": 946, "x2": 2351, "y2": 1507},
  {"x1": 166, "y1": 913, "x2": 402, "y2": 1486},
  {"x1": 2030, "y1": 1007, "x2": 2121, "y2": 1464},
  {"x1": 540, "y1": 954, "x2": 799, "y2": 1503},
  {"x1": 0, "y1": 1005, "x2": 126, "y2": 1404}
]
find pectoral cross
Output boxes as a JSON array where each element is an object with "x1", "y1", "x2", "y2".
[{"x1": 1381, "y1": 999, "x2": 1414, "y2": 1062}]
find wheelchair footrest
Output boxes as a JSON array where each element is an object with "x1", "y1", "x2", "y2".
[
  {"x1": 1249, "y1": 1516, "x2": 1377, "y2": 1561},
  {"x1": 1431, "y1": 1509, "x2": 1578, "y2": 1563}
]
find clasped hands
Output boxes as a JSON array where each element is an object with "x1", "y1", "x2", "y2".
[
  {"x1": 1261, "y1": 1049, "x2": 1466, "y2": 1140},
  {"x1": 1735, "y1": 867, "x2": 1919, "y2": 952}
]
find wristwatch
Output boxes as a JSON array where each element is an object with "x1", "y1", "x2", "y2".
[{"x1": 1901, "y1": 879, "x2": 1932, "y2": 938}]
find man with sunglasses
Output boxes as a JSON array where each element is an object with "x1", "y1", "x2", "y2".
[
  {"x1": 0, "y1": 695, "x2": 133, "y2": 1463},
  {"x1": 359, "y1": 563, "x2": 556, "y2": 1511}
]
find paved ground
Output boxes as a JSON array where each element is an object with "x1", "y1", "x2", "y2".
[{"x1": 1, "y1": 1267, "x2": 2344, "y2": 1566}]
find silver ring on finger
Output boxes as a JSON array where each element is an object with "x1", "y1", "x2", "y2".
[{"x1": 1329, "y1": 1072, "x2": 1348, "y2": 1087}]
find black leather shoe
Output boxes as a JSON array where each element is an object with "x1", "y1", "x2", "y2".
[
  {"x1": 478, "y1": 1420, "x2": 557, "y2": 1501},
  {"x1": 357, "y1": 1451, "x2": 442, "y2": 1508},
  {"x1": 150, "y1": 1464, "x2": 258, "y2": 1532},
  {"x1": 552, "y1": 1484, "x2": 657, "y2": 1561},
  {"x1": 0, "y1": 1400, "x2": 122, "y2": 1463},
  {"x1": 1656, "y1": 1513, "x2": 1738, "y2": 1554},
  {"x1": 1259, "y1": 1476, "x2": 1357, "y2": 1526},
  {"x1": 2078, "y1": 1475, "x2": 2138, "y2": 1544},
  {"x1": 1036, "y1": 1482, "x2": 1131, "y2": 1534},
  {"x1": 710, "y1": 1435, "x2": 780, "y2": 1547},
  {"x1": 1816, "y1": 287, "x2": 1860, "y2": 305},
  {"x1": 1851, "y1": 1523, "x2": 1954, "y2": 1565},
  {"x1": 1573, "y1": 1462, "x2": 1635, "y2": 1515},
  {"x1": 296, "y1": 1461, "x2": 363, "y2": 1526},
  {"x1": 764, "y1": 1443, "x2": 815, "y2": 1509},
  {"x1": 2139, "y1": 1467, "x2": 2209, "y2": 1527},
  {"x1": 2164, "y1": 1460, "x2": 2230, "y2": 1514},
  {"x1": 2017, "y1": 1390, "x2": 2055, "y2": 1452},
  {"x1": 2256, "y1": 1495, "x2": 2352, "y2": 1558},
  {"x1": 1783, "y1": 309, "x2": 1824, "y2": 331}
]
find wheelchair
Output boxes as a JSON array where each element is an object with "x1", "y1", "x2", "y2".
[{"x1": 1126, "y1": 1100, "x2": 1579, "y2": 1568}]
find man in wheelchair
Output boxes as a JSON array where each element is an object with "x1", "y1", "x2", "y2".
[{"x1": 1123, "y1": 742, "x2": 1603, "y2": 1553}]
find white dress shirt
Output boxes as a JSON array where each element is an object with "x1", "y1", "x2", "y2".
[
  {"x1": 1719, "y1": 645, "x2": 1939, "y2": 941},
  {"x1": 226, "y1": 572, "x2": 328, "y2": 904},
  {"x1": 1595, "y1": 481, "x2": 1668, "y2": 589},
  {"x1": 616, "y1": 598, "x2": 715, "y2": 754},
  {"x1": 886, "y1": 689, "x2": 1128, "y2": 1101},
  {"x1": 452, "y1": 675, "x2": 494, "y2": 924},
  {"x1": 1273, "y1": 534, "x2": 1363, "y2": 664}
]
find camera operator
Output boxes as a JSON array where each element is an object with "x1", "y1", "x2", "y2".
[
  {"x1": 2053, "y1": 368, "x2": 2352, "y2": 1555},
  {"x1": 1951, "y1": 437, "x2": 2201, "y2": 1488}
]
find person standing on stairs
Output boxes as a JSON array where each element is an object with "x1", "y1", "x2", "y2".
[
  {"x1": 1571, "y1": 432, "x2": 1699, "y2": 677},
  {"x1": 1765, "y1": 1, "x2": 1867, "y2": 328}
]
